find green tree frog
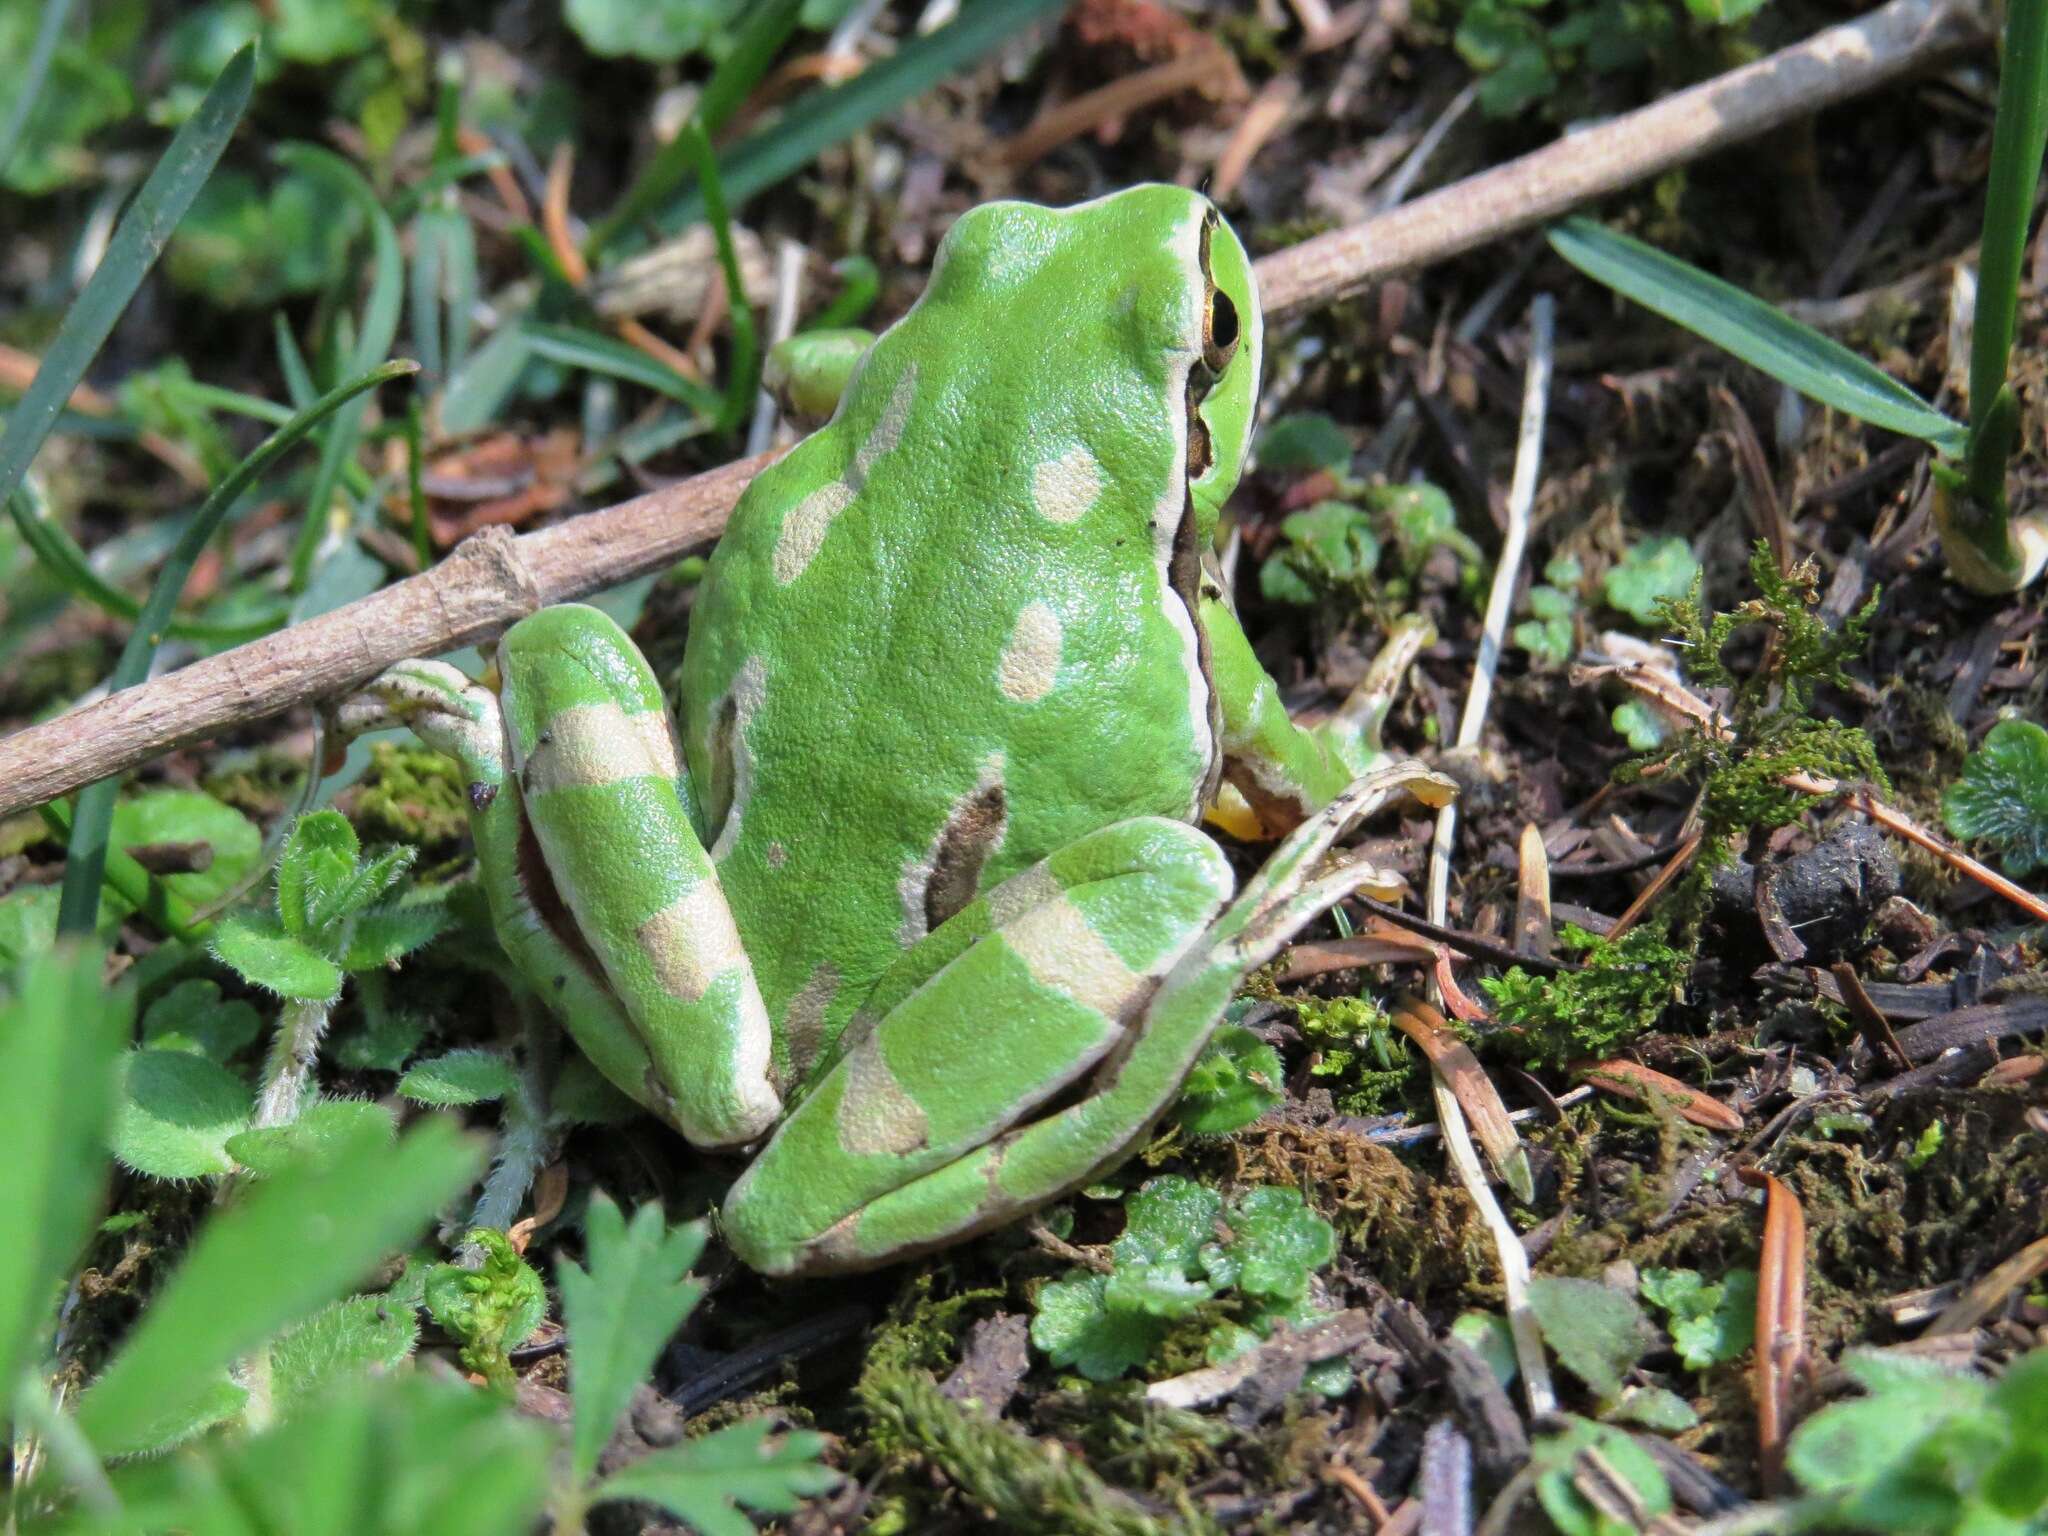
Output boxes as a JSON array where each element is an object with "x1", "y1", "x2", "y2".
[{"x1": 340, "y1": 186, "x2": 1453, "y2": 1276}]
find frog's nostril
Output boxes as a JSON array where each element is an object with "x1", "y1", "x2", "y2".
[{"x1": 1205, "y1": 290, "x2": 1239, "y2": 372}]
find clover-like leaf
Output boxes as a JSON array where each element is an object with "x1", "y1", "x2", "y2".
[
  {"x1": 1104, "y1": 1261, "x2": 1215, "y2": 1321},
  {"x1": 399, "y1": 1048, "x2": 519, "y2": 1107},
  {"x1": 1527, "y1": 1274, "x2": 1653, "y2": 1401},
  {"x1": 1029, "y1": 1272, "x2": 1168, "y2": 1382},
  {"x1": 1604, "y1": 536, "x2": 1701, "y2": 625},
  {"x1": 564, "y1": 0, "x2": 747, "y2": 61},
  {"x1": 1641, "y1": 1266, "x2": 1756, "y2": 1372},
  {"x1": 211, "y1": 914, "x2": 342, "y2": 1002},
  {"x1": 113, "y1": 1048, "x2": 253, "y2": 1180},
  {"x1": 1214, "y1": 1186, "x2": 1337, "y2": 1304},
  {"x1": 1611, "y1": 698, "x2": 1669, "y2": 751},
  {"x1": 1174, "y1": 1023, "x2": 1284, "y2": 1135},
  {"x1": 1114, "y1": 1175, "x2": 1224, "y2": 1274},
  {"x1": 1942, "y1": 719, "x2": 2048, "y2": 877}
]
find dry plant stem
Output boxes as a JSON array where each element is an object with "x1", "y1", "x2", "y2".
[
  {"x1": 1423, "y1": 296, "x2": 1557, "y2": 1418},
  {"x1": 1738, "y1": 1167, "x2": 1809, "y2": 1494},
  {"x1": 1256, "y1": 0, "x2": 1981, "y2": 320},
  {"x1": 0, "y1": 453, "x2": 776, "y2": 821},
  {"x1": 1926, "y1": 1233, "x2": 2048, "y2": 1336},
  {"x1": 997, "y1": 45, "x2": 1246, "y2": 168},
  {"x1": 1516, "y1": 822, "x2": 1554, "y2": 959},
  {"x1": 0, "y1": 0, "x2": 1982, "y2": 820}
]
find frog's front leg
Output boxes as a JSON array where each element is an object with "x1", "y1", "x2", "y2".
[
  {"x1": 722, "y1": 762, "x2": 1453, "y2": 1276},
  {"x1": 340, "y1": 608, "x2": 781, "y2": 1148},
  {"x1": 1204, "y1": 592, "x2": 1437, "y2": 841}
]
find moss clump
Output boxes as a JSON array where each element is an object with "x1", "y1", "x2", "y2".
[
  {"x1": 354, "y1": 742, "x2": 470, "y2": 846},
  {"x1": 1622, "y1": 543, "x2": 1886, "y2": 895},
  {"x1": 1478, "y1": 922, "x2": 1687, "y2": 1066},
  {"x1": 1292, "y1": 994, "x2": 1416, "y2": 1115}
]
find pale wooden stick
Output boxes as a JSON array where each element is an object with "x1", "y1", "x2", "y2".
[
  {"x1": 0, "y1": 453, "x2": 774, "y2": 821},
  {"x1": 0, "y1": 0, "x2": 1984, "y2": 821}
]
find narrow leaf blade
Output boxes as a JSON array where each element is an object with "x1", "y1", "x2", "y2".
[{"x1": 1547, "y1": 218, "x2": 1966, "y2": 454}]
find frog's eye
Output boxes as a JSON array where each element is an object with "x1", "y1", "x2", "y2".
[{"x1": 1204, "y1": 288, "x2": 1240, "y2": 375}]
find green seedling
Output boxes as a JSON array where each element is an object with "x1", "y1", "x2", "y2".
[
  {"x1": 1942, "y1": 718, "x2": 2048, "y2": 878},
  {"x1": 1479, "y1": 922, "x2": 1686, "y2": 1066},
  {"x1": 211, "y1": 810, "x2": 446, "y2": 1133},
  {"x1": 424, "y1": 1229, "x2": 547, "y2": 1391},
  {"x1": 1639, "y1": 1266, "x2": 1757, "y2": 1371},
  {"x1": 1516, "y1": 555, "x2": 1584, "y2": 666}
]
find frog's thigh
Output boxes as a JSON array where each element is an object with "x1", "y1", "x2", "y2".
[
  {"x1": 339, "y1": 659, "x2": 691, "y2": 1129},
  {"x1": 720, "y1": 818, "x2": 1235, "y2": 1277},
  {"x1": 499, "y1": 606, "x2": 780, "y2": 1148}
]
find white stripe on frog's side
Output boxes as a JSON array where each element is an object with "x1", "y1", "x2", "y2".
[
  {"x1": 1151, "y1": 203, "x2": 1214, "y2": 824},
  {"x1": 708, "y1": 654, "x2": 767, "y2": 862},
  {"x1": 996, "y1": 600, "x2": 1063, "y2": 703},
  {"x1": 519, "y1": 701, "x2": 680, "y2": 796},
  {"x1": 771, "y1": 364, "x2": 919, "y2": 584}
]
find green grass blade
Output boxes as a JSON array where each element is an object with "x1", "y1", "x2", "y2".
[
  {"x1": 689, "y1": 124, "x2": 760, "y2": 437},
  {"x1": 39, "y1": 798, "x2": 206, "y2": 942},
  {"x1": 0, "y1": 944, "x2": 129, "y2": 1415},
  {"x1": 695, "y1": 0, "x2": 805, "y2": 140},
  {"x1": 57, "y1": 360, "x2": 418, "y2": 936},
  {"x1": 1973, "y1": 0, "x2": 2048, "y2": 427},
  {"x1": 1548, "y1": 217, "x2": 1967, "y2": 455},
  {"x1": 5, "y1": 486, "x2": 276, "y2": 646},
  {"x1": 0, "y1": 0, "x2": 76, "y2": 184},
  {"x1": 275, "y1": 145, "x2": 406, "y2": 594},
  {"x1": 584, "y1": 0, "x2": 804, "y2": 262},
  {"x1": 523, "y1": 322, "x2": 722, "y2": 414},
  {"x1": 654, "y1": 0, "x2": 1066, "y2": 235},
  {"x1": 0, "y1": 45, "x2": 256, "y2": 534},
  {"x1": 73, "y1": 1116, "x2": 481, "y2": 1457}
]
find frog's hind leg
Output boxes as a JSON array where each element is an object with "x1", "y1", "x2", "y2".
[
  {"x1": 722, "y1": 760, "x2": 1455, "y2": 1276},
  {"x1": 339, "y1": 614, "x2": 784, "y2": 1151},
  {"x1": 720, "y1": 816, "x2": 1238, "y2": 1276}
]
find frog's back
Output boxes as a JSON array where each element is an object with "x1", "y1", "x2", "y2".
[{"x1": 679, "y1": 186, "x2": 1225, "y2": 1071}]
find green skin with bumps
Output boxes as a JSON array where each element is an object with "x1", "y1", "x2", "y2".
[{"x1": 341, "y1": 186, "x2": 1453, "y2": 1276}]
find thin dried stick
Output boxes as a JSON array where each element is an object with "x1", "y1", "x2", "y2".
[
  {"x1": 1255, "y1": 0, "x2": 1979, "y2": 319},
  {"x1": 0, "y1": 0, "x2": 1984, "y2": 821},
  {"x1": 1422, "y1": 297, "x2": 1559, "y2": 1419}
]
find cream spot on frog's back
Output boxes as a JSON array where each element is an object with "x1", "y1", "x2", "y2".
[
  {"x1": 770, "y1": 364, "x2": 918, "y2": 585},
  {"x1": 996, "y1": 601, "x2": 1062, "y2": 703},
  {"x1": 1033, "y1": 443, "x2": 1102, "y2": 524},
  {"x1": 853, "y1": 363, "x2": 917, "y2": 476},
  {"x1": 770, "y1": 481, "x2": 854, "y2": 584}
]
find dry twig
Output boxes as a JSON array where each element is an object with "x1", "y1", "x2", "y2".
[{"x1": 0, "y1": 0, "x2": 1985, "y2": 821}]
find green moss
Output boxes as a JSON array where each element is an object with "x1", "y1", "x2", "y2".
[
  {"x1": 1478, "y1": 922, "x2": 1687, "y2": 1066},
  {"x1": 1291, "y1": 995, "x2": 1416, "y2": 1114},
  {"x1": 354, "y1": 742, "x2": 470, "y2": 846}
]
